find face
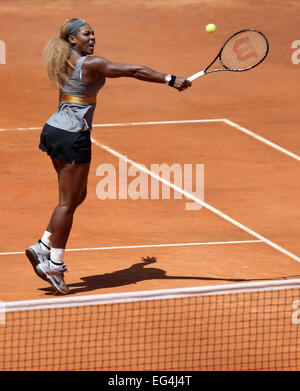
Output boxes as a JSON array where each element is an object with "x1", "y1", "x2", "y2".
[{"x1": 69, "y1": 24, "x2": 96, "y2": 55}]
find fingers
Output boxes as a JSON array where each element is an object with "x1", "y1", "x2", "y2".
[{"x1": 173, "y1": 78, "x2": 192, "y2": 92}]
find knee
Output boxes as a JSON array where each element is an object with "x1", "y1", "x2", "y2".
[
  {"x1": 59, "y1": 201, "x2": 78, "y2": 215},
  {"x1": 76, "y1": 188, "x2": 87, "y2": 207},
  {"x1": 59, "y1": 189, "x2": 87, "y2": 214}
]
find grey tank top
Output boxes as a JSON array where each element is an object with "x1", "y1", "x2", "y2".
[{"x1": 47, "y1": 56, "x2": 105, "y2": 132}]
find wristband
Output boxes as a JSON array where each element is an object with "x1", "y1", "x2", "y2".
[{"x1": 168, "y1": 75, "x2": 176, "y2": 87}]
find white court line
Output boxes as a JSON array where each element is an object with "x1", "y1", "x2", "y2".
[
  {"x1": 0, "y1": 126, "x2": 42, "y2": 132},
  {"x1": 93, "y1": 119, "x2": 225, "y2": 127},
  {"x1": 0, "y1": 119, "x2": 223, "y2": 132},
  {"x1": 223, "y1": 119, "x2": 300, "y2": 162},
  {"x1": 92, "y1": 137, "x2": 300, "y2": 263},
  {"x1": 0, "y1": 240, "x2": 263, "y2": 256}
]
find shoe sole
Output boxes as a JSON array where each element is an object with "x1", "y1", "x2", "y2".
[
  {"x1": 25, "y1": 248, "x2": 48, "y2": 282},
  {"x1": 36, "y1": 264, "x2": 69, "y2": 295}
]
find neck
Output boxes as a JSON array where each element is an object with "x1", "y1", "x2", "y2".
[{"x1": 70, "y1": 47, "x2": 85, "y2": 57}]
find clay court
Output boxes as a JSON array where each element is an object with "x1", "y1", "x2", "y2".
[{"x1": 0, "y1": 0, "x2": 300, "y2": 372}]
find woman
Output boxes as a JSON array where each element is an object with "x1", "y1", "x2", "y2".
[{"x1": 25, "y1": 18, "x2": 192, "y2": 295}]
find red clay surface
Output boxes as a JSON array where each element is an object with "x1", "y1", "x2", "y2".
[{"x1": 0, "y1": 0, "x2": 300, "y2": 302}]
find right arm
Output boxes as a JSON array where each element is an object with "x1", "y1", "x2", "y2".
[{"x1": 84, "y1": 56, "x2": 192, "y2": 92}]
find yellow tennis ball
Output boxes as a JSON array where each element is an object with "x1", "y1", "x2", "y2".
[{"x1": 206, "y1": 23, "x2": 217, "y2": 34}]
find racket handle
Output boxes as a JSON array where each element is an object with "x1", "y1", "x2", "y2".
[{"x1": 187, "y1": 70, "x2": 205, "y2": 81}]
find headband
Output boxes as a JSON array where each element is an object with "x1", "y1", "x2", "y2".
[{"x1": 65, "y1": 19, "x2": 86, "y2": 40}]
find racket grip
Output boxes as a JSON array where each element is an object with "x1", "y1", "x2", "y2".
[{"x1": 187, "y1": 70, "x2": 205, "y2": 81}]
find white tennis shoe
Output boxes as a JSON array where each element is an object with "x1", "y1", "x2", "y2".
[
  {"x1": 25, "y1": 240, "x2": 50, "y2": 281},
  {"x1": 36, "y1": 260, "x2": 69, "y2": 295}
]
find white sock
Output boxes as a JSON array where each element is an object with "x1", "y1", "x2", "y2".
[
  {"x1": 50, "y1": 248, "x2": 65, "y2": 270},
  {"x1": 40, "y1": 230, "x2": 52, "y2": 252}
]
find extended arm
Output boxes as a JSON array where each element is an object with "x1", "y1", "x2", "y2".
[{"x1": 85, "y1": 56, "x2": 192, "y2": 91}]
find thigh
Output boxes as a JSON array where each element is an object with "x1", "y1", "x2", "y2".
[
  {"x1": 54, "y1": 159, "x2": 90, "y2": 206},
  {"x1": 51, "y1": 157, "x2": 61, "y2": 175}
]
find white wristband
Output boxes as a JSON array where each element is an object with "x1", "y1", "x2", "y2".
[{"x1": 165, "y1": 74, "x2": 172, "y2": 83}]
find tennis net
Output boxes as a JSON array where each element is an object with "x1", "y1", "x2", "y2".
[{"x1": 1, "y1": 279, "x2": 300, "y2": 371}]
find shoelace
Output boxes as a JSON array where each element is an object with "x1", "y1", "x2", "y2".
[{"x1": 49, "y1": 265, "x2": 68, "y2": 275}]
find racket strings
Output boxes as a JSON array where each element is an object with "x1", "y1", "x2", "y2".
[{"x1": 221, "y1": 30, "x2": 268, "y2": 71}]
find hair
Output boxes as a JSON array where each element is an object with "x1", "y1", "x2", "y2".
[{"x1": 44, "y1": 19, "x2": 79, "y2": 89}]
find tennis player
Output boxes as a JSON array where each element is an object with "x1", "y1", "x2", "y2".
[{"x1": 25, "y1": 18, "x2": 192, "y2": 294}]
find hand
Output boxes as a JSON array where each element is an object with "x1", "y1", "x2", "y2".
[{"x1": 172, "y1": 77, "x2": 192, "y2": 92}]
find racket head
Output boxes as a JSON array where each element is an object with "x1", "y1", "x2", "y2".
[{"x1": 219, "y1": 29, "x2": 269, "y2": 72}]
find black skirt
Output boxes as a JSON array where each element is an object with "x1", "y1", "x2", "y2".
[{"x1": 39, "y1": 123, "x2": 91, "y2": 164}]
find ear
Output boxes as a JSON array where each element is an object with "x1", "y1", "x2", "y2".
[{"x1": 68, "y1": 35, "x2": 77, "y2": 45}]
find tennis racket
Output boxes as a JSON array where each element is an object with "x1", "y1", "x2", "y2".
[{"x1": 187, "y1": 29, "x2": 269, "y2": 81}]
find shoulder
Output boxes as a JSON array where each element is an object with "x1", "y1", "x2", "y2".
[
  {"x1": 81, "y1": 55, "x2": 111, "y2": 79},
  {"x1": 84, "y1": 55, "x2": 110, "y2": 71}
]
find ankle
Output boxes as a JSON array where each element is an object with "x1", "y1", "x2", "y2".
[
  {"x1": 41, "y1": 230, "x2": 52, "y2": 250},
  {"x1": 50, "y1": 258, "x2": 64, "y2": 270},
  {"x1": 50, "y1": 247, "x2": 65, "y2": 265},
  {"x1": 39, "y1": 239, "x2": 50, "y2": 252}
]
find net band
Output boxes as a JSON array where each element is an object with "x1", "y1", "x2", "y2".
[{"x1": 4, "y1": 278, "x2": 300, "y2": 312}]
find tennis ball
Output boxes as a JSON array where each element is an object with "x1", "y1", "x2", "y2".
[{"x1": 205, "y1": 23, "x2": 217, "y2": 34}]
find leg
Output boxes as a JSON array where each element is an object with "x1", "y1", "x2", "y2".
[
  {"x1": 26, "y1": 158, "x2": 89, "y2": 293},
  {"x1": 25, "y1": 156, "x2": 66, "y2": 277},
  {"x1": 46, "y1": 158, "x2": 88, "y2": 236},
  {"x1": 47, "y1": 158, "x2": 90, "y2": 249},
  {"x1": 35, "y1": 158, "x2": 90, "y2": 294}
]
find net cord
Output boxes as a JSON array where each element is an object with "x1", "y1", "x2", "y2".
[{"x1": 4, "y1": 278, "x2": 300, "y2": 313}]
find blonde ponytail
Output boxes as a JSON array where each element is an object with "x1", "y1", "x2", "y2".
[{"x1": 44, "y1": 19, "x2": 77, "y2": 89}]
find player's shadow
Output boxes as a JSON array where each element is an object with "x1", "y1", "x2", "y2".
[{"x1": 40, "y1": 256, "x2": 251, "y2": 295}]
